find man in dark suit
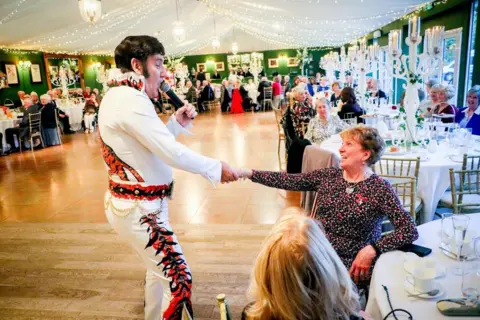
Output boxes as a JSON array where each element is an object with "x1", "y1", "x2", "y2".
[
  {"x1": 196, "y1": 67, "x2": 206, "y2": 83},
  {"x1": 257, "y1": 76, "x2": 271, "y2": 107},
  {"x1": 185, "y1": 80, "x2": 197, "y2": 104},
  {"x1": 220, "y1": 80, "x2": 231, "y2": 112},
  {"x1": 5, "y1": 96, "x2": 40, "y2": 153},
  {"x1": 198, "y1": 80, "x2": 214, "y2": 112}
]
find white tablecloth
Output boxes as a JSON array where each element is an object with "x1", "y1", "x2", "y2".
[
  {"x1": 0, "y1": 119, "x2": 20, "y2": 152},
  {"x1": 320, "y1": 135, "x2": 464, "y2": 223},
  {"x1": 59, "y1": 103, "x2": 84, "y2": 131},
  {"x1": 366, "y1": 213, "x2": 480, "y2": 319}
]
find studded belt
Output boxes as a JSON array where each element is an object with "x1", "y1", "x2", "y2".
[{"x1": 108, "y1": 180, "x2": 174, "y2": 201}]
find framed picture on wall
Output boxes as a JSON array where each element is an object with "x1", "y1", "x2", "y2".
[
  {"x1": 30, "y1": 64, "x2": 42, "y2": 83},
  {"x1": 5, "y1": 64, "x2": 19, "y2": 85},
  {"x1": 215, "y1": 62, "x2": 225, "y2": 72},
  {"x1": 196, "y1": 63, "x2": 206, "y2": 72},
  {"x1": 287, "y1": 58, "x2": 298, "y2": 67},
  {"x1": 268, "y1": 59, "x2": 278, "y2": 68}
]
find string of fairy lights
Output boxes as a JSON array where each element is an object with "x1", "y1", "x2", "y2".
[{"x1": 0, "y1": 0, "x2": 450, "y2": 56}]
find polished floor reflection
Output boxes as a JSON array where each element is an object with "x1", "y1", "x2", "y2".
[{"x1": 0, "y1": 109, "x2": 303, "y2": 224}]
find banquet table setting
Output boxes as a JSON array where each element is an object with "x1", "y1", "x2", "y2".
[
  {"x1": 57, "y1": 101, "x2": 84, "y2": 131},
  {"x1": 366, "y1": 213, "x2": 480, "y2": 319}
]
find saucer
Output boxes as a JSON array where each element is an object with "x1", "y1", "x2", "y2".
[{"x1": 404, "y1": 280, "x2": 444, "y2": 299}]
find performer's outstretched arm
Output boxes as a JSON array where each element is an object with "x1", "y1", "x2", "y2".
[{"x1": 120, "y1": 94, "x2": 224, "y2": 183}]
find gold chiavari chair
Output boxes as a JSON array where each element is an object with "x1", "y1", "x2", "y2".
[
  {"x1": 273, "y1": 106, "x2": 286, "y2": 169},
  {"x1": 216, "y1": 294, "x2": 233, "y2": 320},
  {"x1": 440, "y1": 169, "x2": 480, "y2": 214}
]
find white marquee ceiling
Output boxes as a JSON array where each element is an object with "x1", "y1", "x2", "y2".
[{"x1": 0, "y1": 0, "x2": 431, "y2": 56}]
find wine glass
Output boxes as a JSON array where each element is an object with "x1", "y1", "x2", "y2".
[
  {"x1": 462, "y1": 237, "x2": 480, "y2": 306},
  {"x1": 451, "y1": 215, "x2": 470, "y2": 276}
]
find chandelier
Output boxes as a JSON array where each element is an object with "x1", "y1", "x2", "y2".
[
  {"x1": 211, "y1": 12, "x2": 220, "y2": 49},
  {"x1": 78, "y1": 0, "x2": 102, "y2": 24},
  {"x1": 172, "y1": 0, "x2": 185, "y2": 42}
]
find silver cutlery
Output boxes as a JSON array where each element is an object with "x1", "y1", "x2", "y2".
[{"x1": 408, "y1": 289, "x2": 440, "y2": 297}]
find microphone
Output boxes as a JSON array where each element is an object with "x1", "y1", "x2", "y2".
[{"x1": 160, "y1": 81, "x2": 197, "y2": 119}]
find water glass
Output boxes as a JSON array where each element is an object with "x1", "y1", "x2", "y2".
[
  {"x1": 451, "y1": 215, "x2": 470, "y2": 276},
  {"x1": 440, "y1": 213, "x2": 453, "y2": 247}
]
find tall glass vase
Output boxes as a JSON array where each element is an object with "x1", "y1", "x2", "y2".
[{"x1": 403, "y1": 82, "x2": 420, "y2": 142}]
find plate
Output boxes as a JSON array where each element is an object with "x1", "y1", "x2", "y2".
[
  {"x1": 439, "y1": 246, "x2": 477, "y2": 261},
  {"x1": 404, "y1": 280, "x2": 444, "y2": 299},
  {"x1": 384, "y1": 149, "x2": 408, "y2": 156}
]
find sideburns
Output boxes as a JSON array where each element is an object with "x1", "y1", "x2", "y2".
[{"x1": 141, "y1": 61, "x2": 150, "y2": 78}]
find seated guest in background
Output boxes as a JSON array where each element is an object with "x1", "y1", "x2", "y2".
[
  {"x1": 337, "y1": 87, "x2": 365, "y2": 124},
  {"x1": 433, "y1": 84, "x2": 457, "y2": 123},
  {"x1": 456, "y1": 85, "x2": 480, "y2": 135},
  {"x1": 305, "y1": 98, "x2": 348, "y2": 145},
  {"x1": 242, "y1": 214, "x2": 366, "y2": 320},
  {"x1": 420, "y1": 84, "x2": 442, "y2": 117},
  {"x1": 307, "y1": 77, "x2": 317, "y2": 96},
  {"x1": 198, "y1": 80, "x2": 214, "y2": 112},
  {"x1": 211, "y1": 69, "x2": 221, "y2": 79},
  {"x1": 83, "y1": 86, "x2": 91, "y2": 99},
  {"x1": 257, "y1": 76, "x2": 271, "y2": 106},
  {"x1": 237, "y1": 67, "x2": 246, "y2": 77},
  {"x1": 330, "y1": 80, "x2": 343, "y2": 107},
  {"x1": 315, "y1": 72, "x2": 322, "y2": 85},
  {"x1": 239, "y1": 82, "x2": 255, "y2": 112},
  {"x1": 39, "y1": 94, "x2": 60, "y2": 146},
  {"x1": 368, "y1": 79, "x2": 387, "y2": 102},
  {"x1": 92, "y1": 88, "x2": 102, "y2": 104},
  {"x1": 185, "y1": 80, "x2": 197, "y2": 104},
  {"x1": 30, "y1": 91, "x2": 40, "y2": 105},
  {"x1": 46, "y1": 91, "x2": 72, "y2": 134},
  {"x1": 345, "y1": 74, "x2": 357, "y2": 88},
  {"x1": 244, "y1": 126, "x2": 418, "y2": 283},
  {"x1": 424, "y1": 79, "x2": 439, "y2": 100},
  {"x1": 220, "y1": 79, "x2": 232, "y2": 112},
  {"x1": 5, "y1": 97, "x2": 40, "y2": 153},
  {"x1": 228, "y1": 69, "x2": 237, "y2": 83},
  {"x1": 195, "y1": 79, "x2": 202, "y2": 94},
  {"x1": 245, "y1": 68, "x2": 254, "y2": 78},
  {"x1": 83, "y1": 92, "x2": 99, "y2": 133},
  {"x1": 317, "y1": 76, "x2": 330, "y2": 92},
  {"x1": 13, "y1": 91, "x2": 26, "y2": 108},
  {"x1": 258, "y1": 67, "x2": 265, "y2": 78},
  {"x1": 291, "y1": 89, "x2": 316, "y2": 139}
]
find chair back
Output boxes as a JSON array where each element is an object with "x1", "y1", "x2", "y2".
[
  {"x1": 28, "y1": 112, "x2": 42, "y2": 135},
  {"x1": 264, "y1": 87, "x2": 273, "y2": 100},
  {"x1": 216, "y1": 294, "x2": 232, "y2": 320},
  {"x1": 462, "y1": 154, "x2": 480, "y2": 171},
  {"x1": 341, "y1": 118, "x2": 357, "y2": 127},
  {"x1": 4, "y1": 98, "x2": 15, "y2": 108},
  {"x1": 344, "y1": 112, "x2": 355, "y2": 119},
  {"x1": 374, "y1": 157, "x2": 420, "y2": 180},
  {"x1": 379, "y1": 175, "x2": 417, "y2": 235},
  {"x1": 449, "y1": 168, "x2": 480, "y2": 214}
]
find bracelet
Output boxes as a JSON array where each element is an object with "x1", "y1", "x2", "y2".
[{"x1": 371, "y1": 242, "x2": 382, "y2": 257}]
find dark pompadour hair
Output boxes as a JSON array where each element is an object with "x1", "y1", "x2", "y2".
[{"x1": 114, "y1": 36, "x2": 165, "y2": 73}]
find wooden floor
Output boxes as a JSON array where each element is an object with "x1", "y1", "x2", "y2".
[{"x1": 0, "y1": 109, "x2": 305, "y2": 319}]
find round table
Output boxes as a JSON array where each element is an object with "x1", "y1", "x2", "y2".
[
  {"x1": 320, "y1": 134, "x2": 466, "y2": 223},
  {"x1": 58, "y1": 103, "x2": 84, "y2": 131},
  {"x1": 366, "y1": 213, "x2": 480, "y2": 319},
  {"x1": 0, "y1": 118, "x2": 20, "y2": 152}
]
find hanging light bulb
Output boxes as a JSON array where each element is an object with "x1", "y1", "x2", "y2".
[
  {"x1": 231, "y1": 42, "x2": 238, "y2": 54},
  {"x1": 172, "y1": 21, "x2": 186, "y2": 42},
  {"x1": 172, "y1": 0, "x2": 185, "y2": 43},
  {"x1": 78, "y1": 0, "x2": 102, "y2": 24},
  {"x1": 211, "y1": 36, "x2": 220, "y2": 49}
]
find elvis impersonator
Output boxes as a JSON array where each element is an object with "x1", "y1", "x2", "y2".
[{"x1": 99, "y1": 35, "x2": 239, "y2": 320}]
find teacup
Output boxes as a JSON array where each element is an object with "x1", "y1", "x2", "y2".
[{"x1": 406, "y1": 267, "x2": 437, "y2": 293}]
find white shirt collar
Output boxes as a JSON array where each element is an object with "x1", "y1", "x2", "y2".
[{"x1": 463, "y1": 107, "x2": 480, "y2": 115}]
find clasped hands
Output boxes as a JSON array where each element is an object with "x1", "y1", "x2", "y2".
[{"x1": 220, "y1": 162, "x2": 252, "y2": 184}]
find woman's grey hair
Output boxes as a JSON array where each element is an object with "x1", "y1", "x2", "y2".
[
  {"x1": 467, "y1": 85, "x2": 480, "y2": 99},
  {"x1": 443, "y1": 85, "x2": 455, "y2": 101},
  {"x1": 40, "y1": 94, "x2": 51, "y2": 101},
  {"x1": 316, "y1": 97, "x2": 331, "y2": 108}
]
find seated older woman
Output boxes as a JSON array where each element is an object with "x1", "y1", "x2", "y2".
[
  {"x1": 456, "y1": 85, "x2": 480, "y2": 135},
  {"x1": 290, "y1": 89, "x2": 316, "y2": 139},
  {"x1": 305, "y1": 98, "x2": 347, "y2": 145},
  {"x1": 242, "y1": 214, "x2": 367, "y2": 320},
  {"x1": 243, "y1": 126, "x2": 418, "y2": 283},
  {"x1": 432, "y1": 84, "x2": 457, "y2": 123}
]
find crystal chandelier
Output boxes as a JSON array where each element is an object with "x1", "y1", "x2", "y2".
[
  {"x1": 78, "y1": 0, "x2": 102, "y2": 24},
  {"x1": 172, "y1": 0, "x2": 185, "y2": 42},
  {"x1": 211, "y1": 12, "x2": 220, "y2": 49},
  {"x1": 231, "y1": 42, "x2": 238, "y2": 54}
]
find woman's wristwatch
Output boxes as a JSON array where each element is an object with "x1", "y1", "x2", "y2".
[{"x1": 371, "y1": 243, "x2": 381, "y2": 257}]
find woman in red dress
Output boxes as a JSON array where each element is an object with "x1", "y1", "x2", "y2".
[{"x1": 230, "y1": 80, "x2": 245, "y2": 114}]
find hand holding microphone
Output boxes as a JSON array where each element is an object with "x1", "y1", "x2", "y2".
[{"x1": 160, "y1": 80, "x2": 197, "y2": 120}]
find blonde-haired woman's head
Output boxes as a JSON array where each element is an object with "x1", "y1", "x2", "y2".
[{"x1": 246, "y1": 214, "x2": 360, "y2": 320}]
